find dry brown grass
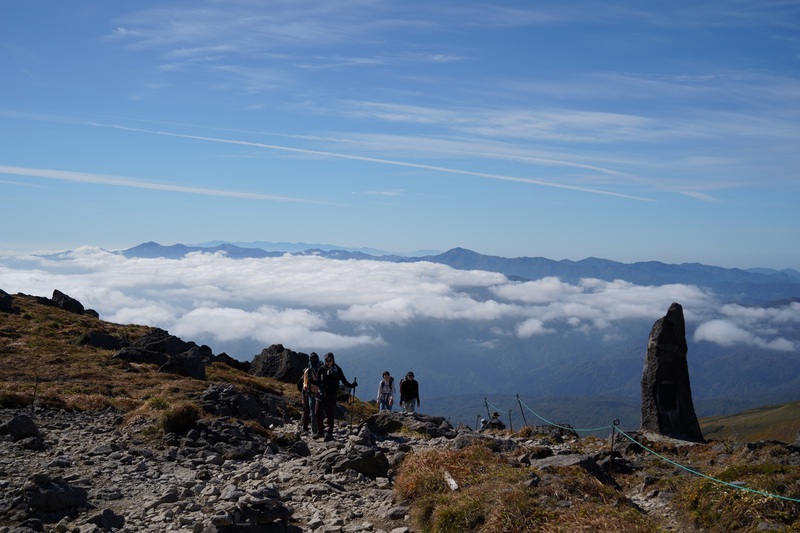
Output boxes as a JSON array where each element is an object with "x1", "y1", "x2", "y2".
[
  {"x1": 674, "y1": 445, "x2": 800, "y2": 531},
  {"x1": 394, "y1": 443, "x2": 660, "y2": 533},
  {"x1": 0, "y1": 292, "x2": 378, "y2": 434},
  {"x1": 395, "y1": 431, "x2": 800, "y2": 533},
  {"x1": 0, "y1": 293, "x2": 288, "y2": 426}
]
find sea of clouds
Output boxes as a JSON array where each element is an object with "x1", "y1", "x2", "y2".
[{"x1": 1, "y1": 247, "x2": 798, "y2": 357}]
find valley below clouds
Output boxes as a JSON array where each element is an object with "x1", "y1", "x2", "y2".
[{"x1": 2, "y1": 246, "x2": 799, "y2": 423}]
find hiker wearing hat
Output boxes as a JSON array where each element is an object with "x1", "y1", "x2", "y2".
[
  {"x1": 399, "y1": 371, "x2": 420, "y2": 413},
  {"x1": 314, "y1": 352, "x2": 357, "y2": 441},
  {"x1": 301, "y1": 352, "x2": 321, "y2": 434},
  {"x1": 486, "y1": 411, "x2": 505, "y2": 430}
]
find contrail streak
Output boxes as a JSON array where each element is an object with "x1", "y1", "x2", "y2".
[
  {"x1": 0, "y1": 165, "x2": 336, "y2": 205},
  {"x1": 106, "y1": 124, "x2": 654, "y2": 202}
]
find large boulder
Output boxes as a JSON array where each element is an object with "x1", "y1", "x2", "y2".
[
  {"x1": 76, "y1": 330, "x2": 123, "y2": 350},
  {"x1": 51, "y1": 289, "x2": 85, "y2": 315},
  {"x1": 159, "y1": 346, "x2": 206, "y2": 380},
  {"x1": 22, "y1": 474, "x2": 89, "y2": 512},
  {"x1": 332, "y1": 444, "x2": 390, "y2": 479},
  {"x1": 366, "y1": 411, "x2": 457, "y2": 439},
  {"x1": 2, "y1": 414, "x2": 41, "y2": 441},
  {"x1": 249, "y1": 344, "x2": 309, "y2": 384},
  {"x1": 640, "y1": 302, "x2": 704, "y2": 442},
  {"x1": 132, "y1": 328, "x2": 195, "y2": 355},
  {"x1": 530, "y1": 454, "x2": 619, "y2": 488},
  {"x1": 200, "y1": 384, "x2": 266, "y2": 424},
  {"x1": 0, "y1": 289, "x2": 20, "y2": 314},
  {"x1": 112, "y1": 347, "x2": 168, "y2": 367}
]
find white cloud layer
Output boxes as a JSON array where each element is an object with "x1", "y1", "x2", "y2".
[{"x1": 0, "y1": 247, "x2": 797, "y2": 354}]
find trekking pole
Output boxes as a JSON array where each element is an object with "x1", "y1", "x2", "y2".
[
  {"x1": 349, "y1": 378, "x2": 357, "y2": 429},
  {"x1": 483, "y1": 397, "x2": 491, "y2": 418}
]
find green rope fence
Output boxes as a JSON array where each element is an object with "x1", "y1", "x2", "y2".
[
  {"x1": 516, "y1": 394, "x2": 615, "y2": 433},
  {"x1": 482, "y1": 394, "x2": 800, "y2": 504},
  {"x1": 614, "y1": 427, "x2": 800, "y2": 503}
]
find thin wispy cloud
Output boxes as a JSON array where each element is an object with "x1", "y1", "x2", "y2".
[
  {"x1": 0, "y1": 180, "x2": 46, "y2": 189},
  {"x1": 103, "y1": 125, "x2": 654, "y2": 201},
  {"x1": 363, "y1": 189, "x2": 404, "y2": 197},
  {"x1": 0, "y1": 165, "x2": 334, "y2": 205}
]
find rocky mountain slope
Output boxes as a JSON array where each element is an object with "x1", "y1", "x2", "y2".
[{"x1": 1, "y1": 289, "x2": 799, "y2": 532}]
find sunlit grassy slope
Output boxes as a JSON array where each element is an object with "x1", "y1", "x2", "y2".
[{"x1": 700, "y1": 401, "x2": 800, "y2": 444}]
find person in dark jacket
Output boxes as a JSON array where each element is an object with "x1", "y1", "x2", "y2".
[
  {"x1": 399, "y1": 371, "x2": 420, "y2": 413},
  {"x1": 301, "y1": 352, "x2": 320, "y2": 434},
  {"x1": 314, "y1": 352, "x2": 357, "y2": 441},
  {"x1": 484, "y1": 411, "x2": 505, "y2": 431}
]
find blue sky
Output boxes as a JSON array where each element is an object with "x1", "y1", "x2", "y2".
[{"x1": 1, "y1": 1, "x2": 799, "y2": 269}]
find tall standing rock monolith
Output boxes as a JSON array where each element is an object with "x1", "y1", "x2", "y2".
[{"x1": 640, "y1": 302, "x2": 704, "y2": 442}]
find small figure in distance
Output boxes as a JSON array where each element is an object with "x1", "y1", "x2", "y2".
[
  {"x1": 301, "y1": 352, "x2": 320, "y2": 434},
  {"x1": 399, "y1": 371, "x2": 420, "y2": 414},
  {"x1": 377, "y1": 371, "x2": 395, "y2": 411},
  {"x1": 314, "y1": 352, "x2": 357, "y2": 441},
  {"x1": 479, "y1": 418, "x2": 489, "y2": 431},
  {"x1": 485, "y1": 411, "x2": 506, "y2": 431}
]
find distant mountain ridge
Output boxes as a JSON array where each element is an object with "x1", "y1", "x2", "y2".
[
  {"x1": 192, "y1": 240, "x2": 440, "y2": 257},
  {"x1": 121, "y1": 241, "x2": 800, "y2": 306}
]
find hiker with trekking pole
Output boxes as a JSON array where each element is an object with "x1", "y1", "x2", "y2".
[{"x1": 314, "y1": 352, "x2": 358, "y2": 441}]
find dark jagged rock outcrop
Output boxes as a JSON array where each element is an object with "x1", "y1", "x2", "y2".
[
  {"x1": 51, "y1": 289, "x2": 85, "y2": 315},
  {"x1": 249, "y1": 344, "x2": 309, "y2": 384},
  {"x1": 640, "y1": 302, "x2": 704, "y2": 442},
  {"x1": 199, "y1": 384, "x2": 268, "y2": 426},
  {"x1": 158, "y1": 345, "x2": 206, "y2": 380},
  {"x1": 211, "y1": 352, "x2": 251, "y2": 373},
  {"x1": 0, "y1": 289, "x2": 20, "y2": 314},
  {"x1": 33, "y1": 289, "x2": 100, "y2": 318},
  {"x1": 75, "y1": 330, "x2": 123, "y2": 350},
  {"x1": 112, "y1": 328, "x2": 209, "y2": 380},
  {"x1": 131, "y1": 327, "x2": 195, "y2": 355}
]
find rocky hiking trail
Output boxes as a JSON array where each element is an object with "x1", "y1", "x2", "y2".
[
  {"x1": 0, "y1": 407, "x2": 629, "y2": 533},
  {"x1": 1, "y1": 408, "x2": 430, "y2": 533},
  {"x1": 3, "y1": 407, "x2": 799, "y2": 533}
]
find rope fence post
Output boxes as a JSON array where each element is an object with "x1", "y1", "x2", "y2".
[
  {"x1": 516, "y1": 394, "x2": 529, "y2": 428},
  {"x1": 507, "y1": 409, "x2": 513, "y2": 432},
  {"x1": 608, "y1": 419, "x2": 620, "y2": 472},
  {"x1": 484, "y1": 397, "x2": 491, "y2": 418}
]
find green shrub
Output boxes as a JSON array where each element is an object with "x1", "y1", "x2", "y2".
[{"x1": 160, "y1": 402, "x2": 199, "y2": 435}]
